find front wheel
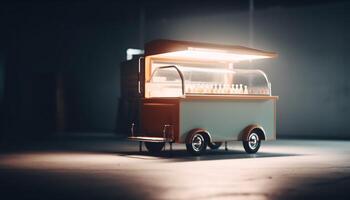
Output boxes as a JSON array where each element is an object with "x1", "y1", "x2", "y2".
[
  {"x1": 243, "y1": 132, "x2": 261, "y2": 154},
  {"x1": 145, "y1": 142, "x2": 165, "y2": 153},
  {"x1": 186, "y1": 133, "x2": 208, "y2": 156}
]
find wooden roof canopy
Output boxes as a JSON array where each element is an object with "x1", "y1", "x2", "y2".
[{"x1": 145, "y1": 39, "x2": 277, "y2": 62}]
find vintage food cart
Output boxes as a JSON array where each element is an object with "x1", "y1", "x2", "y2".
[{"x1": 125, "y1": 39, "x2": 278, "y2": 155}]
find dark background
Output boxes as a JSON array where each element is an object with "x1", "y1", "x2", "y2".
[{"x1": 0, "y1": 0, "x2": 349, "y2": 141}]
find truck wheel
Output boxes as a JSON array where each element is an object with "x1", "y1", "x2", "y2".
[
  {"x1": 186, "y1": 133, "x2": 208, "y2": 156},
  {"x1": 208, "y1": 142, "x2": 222, "y2": 150},
  {"x1": 145, "y1": 142, "x2": 165, "y2": 153},
  {"x1": 243, "y1": 132, "x2": 261, "y2": 154}
]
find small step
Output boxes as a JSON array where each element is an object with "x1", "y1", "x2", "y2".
[{"x1": 128, "y1": 136, "x2": 173, "y2": 143}]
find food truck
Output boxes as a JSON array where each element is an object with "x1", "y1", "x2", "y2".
[{"x1": 122, "y1": 39, "x2": 278, "y2": 155}]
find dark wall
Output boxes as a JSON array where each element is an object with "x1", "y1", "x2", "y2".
[
  {"x1": 1, "y1": 2, "x2": 141, "y2": 137},
  {"x1": 0, "y1": 55, "x2": 4, "y2": 136},
  {"x1": 254, "y1": 3, "x2": 350, "y2": 138},
  {"x1": 1, "y1": 0, "x2": 349, "y2": 139},
  {"x1": 0, "y1": 56, "x2": 3, "y2": 104}
]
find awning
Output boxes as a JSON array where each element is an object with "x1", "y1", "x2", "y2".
[{"x1": 145, "y1": 39, "x2": 277, "y2": 62}]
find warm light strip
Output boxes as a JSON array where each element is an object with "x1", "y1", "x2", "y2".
[
  {"x1": 187, "y1": 47, "x2": 228, "y2": 53},
  {"x1": 152, "y1": 63, "x2": 236, "y2": 74},
  {"x1": 177, "y1": 66, "x2": 236, "y2": 74},
  {"x1": 157, "y1": 49, "x2": 270, "y2": 62}
]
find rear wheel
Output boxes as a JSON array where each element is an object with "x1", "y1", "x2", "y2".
[
  {"x1": 186, "y1": 132, "x2": 208, "y2": 156},
  {"x1": 243, "y1": 132, "x2": 261, "y2": 154},
  {"x1": 145, "y1": 142, "x2": 165, "y2": 153},
  {"x1": 208, "y1": 142, "x2": 222, "y2": 150}
]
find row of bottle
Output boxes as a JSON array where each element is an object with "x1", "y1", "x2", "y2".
[
  {"x1": 186, "y1": 83, "x2": 249, "y2": 94},
  {"x1": 249, "y1": 87, "x2": 270, "y2": 95}
]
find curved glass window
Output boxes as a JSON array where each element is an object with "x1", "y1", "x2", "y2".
[
  {"x1": 146, "y1": 61, "x2": 271, "y2": 97},
  {"x1": 146, "y1": 66, "x2": 184, "y2": 98}
]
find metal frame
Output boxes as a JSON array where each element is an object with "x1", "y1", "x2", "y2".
[
  {"x1": 129, "y1": 122, "x2": 175, "y2": 153},
  {"x1": 149, "y1": 65, "x2": 185, "y2": 96}
]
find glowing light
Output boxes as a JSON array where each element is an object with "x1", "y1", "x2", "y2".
[
  {"x1": 155, "y1": 47, "x2": 271, "y2": 62},
  {"x1": 177, "y1": 66, "x2": 236, "y2": 74}
]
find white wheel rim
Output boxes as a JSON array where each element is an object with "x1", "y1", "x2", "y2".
[
  {"x1": 248, "y1": 133, "x2": 259, "y2": 150},
  {"x1": 192, "y1": 134, "x2": 204, "y2": 152}
]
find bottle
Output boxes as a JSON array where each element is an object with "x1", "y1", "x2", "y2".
[
  {"x1": 225, "y1": 84, "x2": 230, "y2": 94},
  {"x1": 235, "y1": 84, "x2": 239, "y2": 94},
  {"x1": 230, "y1": 84, "x2": 234, "y2": 94},
  {"x1": 233, "y1": 84, "x2": 237, "y2": 94},
  {"x1": 223, "y1": 84, "x2": 227, "y2": 94},
  {"x1": 218, "y1": 84, "x2": 223, "y2": 94},
  {"x1": 239, "y1": 84, "x2": 243, "y2": 94},
  {"x1": 213, "y1": 84, "x2": 217, "y2": 94},
  {"x1": 244, "y1": 85, "x2": 248, "y2": 94}
]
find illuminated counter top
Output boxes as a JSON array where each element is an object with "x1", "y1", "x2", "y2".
[
  {"x1": 184, "y1": 95, "x2": 278, "y2": 100},
  {"x1": 146, "y1": 95, "x2": 279, "y2": 101}
]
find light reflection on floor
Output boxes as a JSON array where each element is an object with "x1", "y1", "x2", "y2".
[{"x1": 0, "y1": 139, "x2": 349, "y2": 200}]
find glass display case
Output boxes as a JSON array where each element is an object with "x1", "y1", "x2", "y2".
[{"x1": 146, "y1": 61, "x2": 271, "y2": 98}]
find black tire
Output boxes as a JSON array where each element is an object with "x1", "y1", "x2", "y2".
[
  {"x1": 145, "y1": 142, "x2": 165, "y2": 153},
  {"x1": 208, "y1": 142, "x2": 222, "y2": 150},
  {"x1": 186, "y1": 132, "x2": 208, "y2": 156},
  {"x1": 243, "y1": 131, "x2": 261, "y2": 154}
]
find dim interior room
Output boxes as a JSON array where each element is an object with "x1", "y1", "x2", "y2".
[{"x1": 0, "y1": 0, "x2": 350, "y2": 200}]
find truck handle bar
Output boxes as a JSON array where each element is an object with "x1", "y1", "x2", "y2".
[{"x1": 138, "y1": 57, "x2": 144, "y2": 94}]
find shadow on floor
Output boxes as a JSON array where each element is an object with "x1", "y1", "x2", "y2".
[
  {"x1": 112, "y1": 149, "x2": 302, "y2": 162},
  {"x1": 0, "y1": 137, "x2": 302, "y2": 162}
]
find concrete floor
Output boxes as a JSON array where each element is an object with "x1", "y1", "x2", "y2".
[{"x1": 0, "y1": 136, "x2": 350, "y2": 200}]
